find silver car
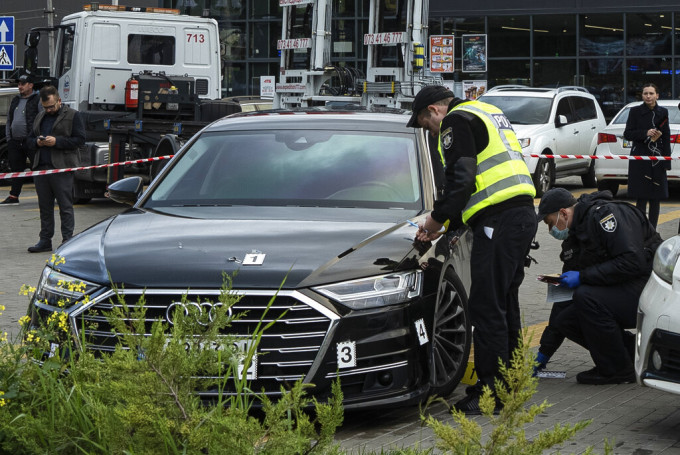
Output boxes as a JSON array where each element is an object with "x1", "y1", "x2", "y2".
[{"x1": 594, "y1": 100, "x2": 680, "y2": 196}]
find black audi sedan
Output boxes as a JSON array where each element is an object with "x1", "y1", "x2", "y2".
[{"x1": 26, "y1": 109, "x2": 472, "y2": 409}]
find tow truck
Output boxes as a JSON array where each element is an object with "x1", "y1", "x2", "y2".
[{"x1": 16, "y1": 1, "x2": 441, "y2": 201}]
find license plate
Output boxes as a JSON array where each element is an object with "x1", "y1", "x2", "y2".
[
  {"x1": 164, "y1": 337, "x2": 258, "y2": 380},
  {"x1": 233, "y1": 339, "x2": 258, "y2": 380}
]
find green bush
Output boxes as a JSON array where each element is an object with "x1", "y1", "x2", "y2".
[{"x1": 0, "y1": 263, "x2": 343, "y2": 454}]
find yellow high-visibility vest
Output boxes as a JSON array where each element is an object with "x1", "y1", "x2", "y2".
[{"x1": 437, "y1": 101, "x2": 535, "y2": 224}]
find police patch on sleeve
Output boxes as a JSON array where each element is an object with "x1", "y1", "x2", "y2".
[
  {"x1": 441, "y1": 127, "x2": 453, "y2": 150},
  {"x1": 599, "y1": 213, "x2": 617, "y2": 232}
]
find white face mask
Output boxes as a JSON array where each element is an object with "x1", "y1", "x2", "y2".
[{"x1": 550, "y1": 212, "x2": 569, "y2": 241}]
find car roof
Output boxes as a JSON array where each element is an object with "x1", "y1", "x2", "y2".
[
  {"x1": 207, "y1": 108, "x2": 413, "y2": 132},
  {"x1": 482, "y1": 85, "x2": 592, "y2": 99},
  {"x1": 620, "y1": 99, "x2": 680, "y2": 110}
]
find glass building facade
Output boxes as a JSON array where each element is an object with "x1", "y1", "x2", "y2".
[{"x1": 162, "y1": 1, "x2": 680, "y2": 119}]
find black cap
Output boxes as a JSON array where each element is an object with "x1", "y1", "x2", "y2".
[
  {"x1": 536, "y1": 188, "x2": 577, "y2": 221},
  {"x1": 17, "y1": 72, "x2": 34, "y2": 84},
  {"x1": 406, "y1": 85, "x2": 455, "y2": 128}
]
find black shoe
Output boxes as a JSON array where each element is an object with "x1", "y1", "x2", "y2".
[
  {"x1": 452, "y1": 392, "x2": 502, "y2": 415},
  {"x1": 0, "y1": 196, "x2": 19, "y2": 206},
  {"x1": 28, "y1": 240, "x2": 52, "y2": 253},
  {"x1": 576, "y1": 366, "x2": 635, "y2": 385}
]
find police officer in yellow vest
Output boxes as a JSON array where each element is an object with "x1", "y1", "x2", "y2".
[{"x1": 407, "y1": 85, "x2": 537, "y2": 414}]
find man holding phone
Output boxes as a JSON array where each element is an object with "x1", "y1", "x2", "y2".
[{"x1": 26, "y1": 85, "x2": 85, "y2": 253}]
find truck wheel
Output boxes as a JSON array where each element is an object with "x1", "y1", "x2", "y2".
[
  {"x1": 532, "y1": 156, "x2": 554, "y2": 197},
  {"x1": 0, "y1": 143, "x2": 9, "y2": 186},
  {"x1": 429, "y1": 268, "x2": 471, "y2": 398}
]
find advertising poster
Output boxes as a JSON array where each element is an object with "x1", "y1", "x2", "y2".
[
  {"x1": 462, "y1": 34, "x2": 487, "y2": 73},
  {"x1": 463, "y1": 80, "x2": 487, "y2": 100},
  {"x1": 430, "y1": 35, "x2": 454, "y2": 73}
]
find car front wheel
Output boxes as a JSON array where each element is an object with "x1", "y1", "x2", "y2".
[
  {"x1": 429, "y1": 268, "x2": 471, "y2": 398},
  {"x1": 532, "y1": 156, "x2": 555, "y2": 197}
]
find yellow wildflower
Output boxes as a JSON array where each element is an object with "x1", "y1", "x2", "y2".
[
  {"x1": 0, "y1": 391, "x2": 6, "y2": 407},
  {"x1": 18, "y1": 315, "x2": 31, "y2": 327},
  {"x1": 19, "y1": 284, "x2": 37, "y2": 296}
]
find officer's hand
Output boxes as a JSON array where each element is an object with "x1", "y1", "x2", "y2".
[
  {"x1": 415, "y1": 215, "x2": 444, "y2": 242},
  {"x1": 559, "y1": 271, "x2": 580, "y2": 288}
]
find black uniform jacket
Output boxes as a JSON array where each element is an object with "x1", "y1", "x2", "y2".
[
  {"x1": 432, "y1": 98, "x2": 533, "y2": 229},
  {"x1": 567, "y1": 190, "x2": 662, "y2": 286},
  {"x1": 623, "y1": 102, "x2": 671, "y2": 199}
]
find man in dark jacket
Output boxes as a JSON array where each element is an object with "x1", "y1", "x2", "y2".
[
  {"x1": 536, "y1": 188, "x2": 662, "y2": 384},
  {"x1": 26, "y1": 85, "x2": 85, "y2": 253},
  {"x1": 1, "y1": 72, "x2": 41, "y2": 205}
]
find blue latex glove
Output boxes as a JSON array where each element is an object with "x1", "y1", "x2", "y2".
[{"x1": 559, "y1": 271, "x2": 580, "y2": 288}]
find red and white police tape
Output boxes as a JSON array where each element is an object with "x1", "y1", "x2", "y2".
[
  {"x1": 0, "y1": 152, "x2": 675, "y2": 180},
  {"x1": 0, "y1": 155, "x2": 175, "y2": 180}
]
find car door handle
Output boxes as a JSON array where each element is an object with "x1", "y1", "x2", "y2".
[{"x1": 573, "y1": 131, "x2": 579, "y2": 135}]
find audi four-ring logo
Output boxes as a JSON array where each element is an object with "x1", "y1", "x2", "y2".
[{"x1": 165, "y1": 301, "x2": 233, "y2": 326}]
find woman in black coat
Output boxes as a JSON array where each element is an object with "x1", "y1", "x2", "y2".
[{"x1": 623, "y1": 83, "x2": 671, "y2": 228}]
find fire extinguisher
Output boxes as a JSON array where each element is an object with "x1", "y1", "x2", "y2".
[{"x1": 125, "y1": 78, "x2": 139, "y2": 109}]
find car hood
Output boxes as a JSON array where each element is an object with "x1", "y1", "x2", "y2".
[
  {"x1": 56, "y1": 207, "x2": 424, "y2": 289},
  {"x1": 511, "y1": 123, "x2": 545, "y2": 138}
]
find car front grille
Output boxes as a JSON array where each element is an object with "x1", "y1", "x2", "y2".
[{"x1": 68, "y1": 289, "x2": 338, "y2": 396}]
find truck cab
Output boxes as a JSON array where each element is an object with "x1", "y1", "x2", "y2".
[{"x1": 50, "y1": 7, "x2": 221, "y2": 112}]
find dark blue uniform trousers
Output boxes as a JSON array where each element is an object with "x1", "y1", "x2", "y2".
[
  {"x1": 468, "y1": 204, "x2": 537, "y2": 389},
  {"x1": 553, "y1": 278, "x2": 645, "y2": 376}
]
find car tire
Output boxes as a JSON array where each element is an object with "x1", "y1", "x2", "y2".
[
  {"x1": 597, "y1": 180, "x2": 619, "y2": 197},
  {"x1": 532, "y1": 155, "x2": 555, "y2": 197},
  {"x1": 581, "y1": 160, "x2": 597, "y2": 188},
  {"x1": 429, "y1": 268, "x2": 472, "y2": 398}
]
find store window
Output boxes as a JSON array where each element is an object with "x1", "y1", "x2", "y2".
[
  {"x1": 210, "y1": 0, "x2": 246, "y2": 20},
  {"x1": 488, "y1": 16, "x2": 529, "y2": 58},
  {"x1": 533, "y1": 60, "x2": 576, "y2": 88},
  {"x1": 250, "y1": 21, "x2": 282, "y2": 60},
  {"x1": 219, "y1": 23, "x2": 246, "y2": 60},
  {"x1": 581, "y1": 57, "x2": 623, "y2": 120},
  {"x1": 533, "y1": 14, "x2": 576, "y2": 57},
  {"x1": 442, "y1": 16, "x2": 484, "y2": 36},
  {"x1": 579, "y1": 14, "x2": 623, "y2": 57},
  {"x1": 626, "y1": 58, "x2": 672, "y2": 101},
  {"x1": 487, "y1": 59, "x2": 529, "y2": 87},
  {"x1": 332, "y1": 19, "x2": 356, "y2": 58},
  {"x1": 626, "y1": 13, "x2": 671, "y2": 56},
  {"x1": 251, "y1": 0, "x2": 281, "y2": 19}
]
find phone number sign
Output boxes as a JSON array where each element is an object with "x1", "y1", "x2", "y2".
[{"x1": 363, "y1": 32, "x2": 406, "y2": 45}]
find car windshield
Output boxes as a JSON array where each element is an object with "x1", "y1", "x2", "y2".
[
  {"x1": 612, "y1": 105, "x2": 680, "y2": 125},
  {"x1": 145, "y1": 129, "x2": 422, "y2": 210},
  {"x1": 478, "y1": 95, "x2": 553, "y2": 125}
]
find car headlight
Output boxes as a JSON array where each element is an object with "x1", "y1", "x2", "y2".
[
  {"x1": 518, "y1": 138, "x2": 531, "y2": 148},
  {"x1": 313, "y1": 271, "x2": 422, "y2": 310},
  {"x1": 652, "y1": 236, "x2": 680, "y2": 284},
  {"x1": 34, "y1": 267, "x2": 100, "y2": 307}
]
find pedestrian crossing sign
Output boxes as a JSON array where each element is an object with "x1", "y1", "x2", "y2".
[{"x1": 0, "y1": 44, "x2": 14, "y2": 71}]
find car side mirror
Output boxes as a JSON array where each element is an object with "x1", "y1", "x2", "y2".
[
  {"x1": 107, "y1": 176, "x2": 143, "y2": 205},
  {"x1": 555, "y1": 114, "x2": 568, "y2": 127}
]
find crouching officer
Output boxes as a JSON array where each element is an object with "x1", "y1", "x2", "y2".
[
  {"x1": 537, "y1": 188, "x2": 662, "y2": 384},
  {"x1": 407, "y1": 85, "x2": 537, "y2": 414}
]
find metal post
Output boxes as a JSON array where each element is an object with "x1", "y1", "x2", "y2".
[{"x1": 46, "y1": 0, "x2": 55, "y2": 69}]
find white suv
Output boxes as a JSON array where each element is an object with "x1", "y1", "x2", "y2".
[{"x1": 478, "y1": 86, "x2": 607, "y2": 196}]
